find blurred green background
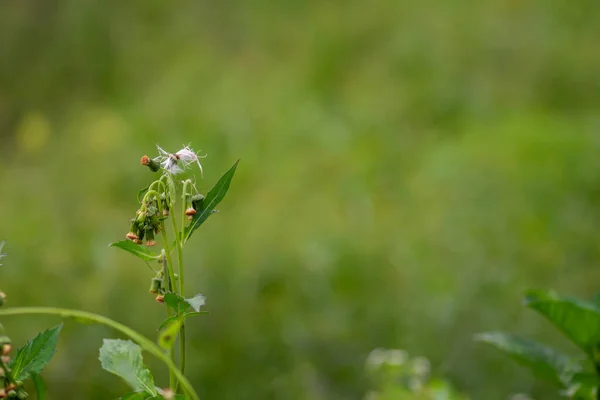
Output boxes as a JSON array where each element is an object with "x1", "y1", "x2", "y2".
[{"x1": 1, "y1": 1, "x2": 600, "y2": 399}]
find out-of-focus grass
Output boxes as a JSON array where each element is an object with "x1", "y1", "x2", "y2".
[{"x1": 1, "y1": 1, "x2": 600, "y2": 399}]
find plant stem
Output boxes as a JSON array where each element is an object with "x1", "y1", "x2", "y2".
[
  {"x1": 0, "y1": 307, "x2": 200, "y2": 400},
  {"x1": 171, "y1": 199, "x2": 187, "y2": 385}
]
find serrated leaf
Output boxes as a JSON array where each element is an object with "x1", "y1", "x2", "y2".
[
  {"x1": 525, "y1": 290, "x2": 600, "y2": 357},
  {"x1": 183, "y1": 160, "x2": 239, "y2": 243},
  {"x1": 110, "y1": 241, "x2": 161, "y2": 261},
  {"x1": 9, "y1": 324, "x2": 62, "y2": 380},
  {"x1": 475, "y1": 332, "x2": 580, "y2": 386},
  {"x1": 158, "y1": 319, "x2": 182, "y2": 350},
  {"x1": 31, "y1": 373, "x2": 47, "y2": 400},
  {"x1": 99, "y1": 339, "x2": 158, "y2": 396},
  {"x1": 185, "y1": 294, "x2": 205, "y2": 312}
]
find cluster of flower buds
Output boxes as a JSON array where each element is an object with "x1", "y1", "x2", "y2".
[
  {"x1": 0, "y1": 337, "x2": 27, "y2": 399},
  {"x1": 125, "y1": 200, "x2": 164, "y2": 247}
]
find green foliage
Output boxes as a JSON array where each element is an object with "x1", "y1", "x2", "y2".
[
  {"x1": 99, "y1": 339, "x2": 158, "y2": 396},
  {"x1": 164, "y1": 293, "x2": 205, "y2": 314},
  {"x1": 109, "y1": 241, "x2": 161, "y2": 262},
  {"x1": 183, "y1": 160, "x2": 239, "y2": 243},
  {"x1": 477, "y1": 291, "x2": 600, "y2": 398},
  {"x1": 524, "y1": 290, "x2": 600, "y2": 358},
  {"x1": 10, "y1": 324, "x2": 62, "y2": 381},
  {"x1": 0, "y1": 240, "x2": 6, "y2": 266},
  {"x1": 474, "y1": 332, "x2": 579, "y2": 386},
  {"x1": 158, "y1": 319, "x2": 182, "y2": 350}
]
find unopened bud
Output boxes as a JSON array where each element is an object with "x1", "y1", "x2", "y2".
[
  {"x1": 0, "y1": 389, "x2": 5, "y2": 398},
  {"x1": 155, "y1": 294, "x2": 165, "y2": 303},
  {"x1": 6, "y1": 384, "x2": 15, "y2": 391},
  {"x1": 149, "y1": 278, "x2": 162, "y2": 294},
  {"x1": 141, "y1": 155, "x2": 161, "y2": 172},
  {"x1": 162, "y1": 388, "x2": 174, "y2": 399},
  {"x1": 2, "y1": 344, "x2": 11, "y2": 355},
  {"x1": 145, "y1": 229, "x2": 157, "y2": 247},
  {"x1": 1, "y1": 355, "x2": 10, "y2": 364},
  {"x1": 185, "y1": 207, "x2": 196, "y2": 216}
]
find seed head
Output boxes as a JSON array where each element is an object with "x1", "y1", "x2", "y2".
[{"x1": 156, "y1": 145, "x2": 206, "y2": 176}]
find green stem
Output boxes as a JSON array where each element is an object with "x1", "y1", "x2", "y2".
[
  {"x1": 0, "y1": 307, "x2": 200, "y2": 400},
  {"x1": 171, "y1": 196, "x2": 187, "y2": 384}
]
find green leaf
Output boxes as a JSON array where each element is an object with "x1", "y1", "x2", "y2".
[
  {"x1": 164, "y1": 293, "x2": 206, "y2": 314},
  {"x1": 99, "y1": 339, "x2": 158, "y2": 396},
  {"x1": 137, "y1": 185, "x2": 150, "y2": 202},
  {"x1": 183, "y1": 160, "x2": 239, "y2": 243},
  {"x1": 475, "y1": 332, "x2": 580, "y2": 387},
  {"x1": 10, "y1": 324, "x2": 62, "y2": 380},
  {"x1": 157, "y1": 311, "x2": 208, "y2": 331},
  {"x1": 158, "y1": 319, "x2": 182, "y2": 350},
  {"x1": 525, "y1": 290, "x2": 600, "y2": 357},
  {"x1": 164, "y1": 293, "x2": 190, "y2": 313},
  {"x1": 109, "y1": 241, "x2": 161, "y2": 261},
  {"x1": 31, "y1": 373, "x2": 47, "y2": 400}
]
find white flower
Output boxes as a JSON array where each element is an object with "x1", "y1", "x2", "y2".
[{"x1": 156, "y1": 145, "x2": 206, "y2": 175}]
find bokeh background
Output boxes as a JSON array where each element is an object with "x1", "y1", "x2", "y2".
[{"x1": 1, "y1": 1, "x2": 600, "y2": 399}]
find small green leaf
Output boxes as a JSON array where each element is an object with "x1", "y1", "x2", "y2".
[
  {"x1": 99, "y1": 339, "x2": 158, "y2": 396},
  {"x1": 164, "y1": 293, "x2": 190, "y2": 313},
  {"x1": 475, "y1": 332, "x2": 580, "y2": 387},
  {"x1": 31, "y1": 373, "x2": 47, "y2": 400},
  {"x1": 10, "y1": 324, "x2": 62, "y2": 380},
  {"x1": 158, "y1": 319, "x2": 182, "y2": 350},
  {"x1": 137, "y1": 185, "x2": 150, "y2": 202},
  {"x1": 183, "y1": 160, "x2": 239, "y2": 243},
  {"x1": 110, "y1": 241, "x2": 161, "y2": 261},
  {"x1": 185, "y1": 294, "x2": 205, "y2": 312},
  {"x1": 525, "y1": 290, "x2": 600, "y2": 357}
]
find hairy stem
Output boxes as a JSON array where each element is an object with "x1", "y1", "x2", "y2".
[{"x1": 0, "y1": 307, "x2": 200, "y2": 400}]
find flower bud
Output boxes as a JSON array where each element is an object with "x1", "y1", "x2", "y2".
[
  {"x1": 145, "y1": 229, "x2": 157, "y2": 247},
  {"x1": 185, "y1": 207, "x2": 196, "y2": 216},
  {"x1": 192, "y1": 194, "x2": 205, "y2": 210},
  {"x1": 2, "y1": 344, "x2": 10, "y2": 355},
  {"x1": 0, "y1": 389, "x2": 6, "y2": 398},
  {"x1": 1, "y1": 356, "x2": 10, "y2": 364},
  {"x1": 0, "y1": 292, "x2": 5, "y2": 306},
  {"x1": 155, "y1": 294, "x2": 165, "y2": 303},
  {"x1": 149, "y1": 278, "x2": 162, "y2": 294},
  {"x1": 141, "y1": 155, "x2": 161, "y2": 172},
  {"x1": 126, "y1": 220, "x2": 139, "y2": 241}
]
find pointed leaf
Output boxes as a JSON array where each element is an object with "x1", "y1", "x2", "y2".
[
  {"x1": 185, "y1": 294, "x2": 206, "y2": 312},
  {"x1": 525, "y1": 290, "x2": 600, "y2": 357},
  {"x1": 183, "y1": 160, "x2": 239, "y2": 243},
  {"x1": 9, "y1": 324, "x2": 62, "y2": 380},
  {"x1": 99, "y1": 339, "x2": 158, "y2": 396},
  {"x1": 475, "y1": 332, "x2": 580, "y2": 387},
  {"x1": 158, "y1": 319, "x2": 182, "y2": 350},
  {"x1": 110, "y1": 241, "x2": 161, "y2": 261},
  {"x1": 31, "y1": 373, "x2": 47, "y2": 400}
]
